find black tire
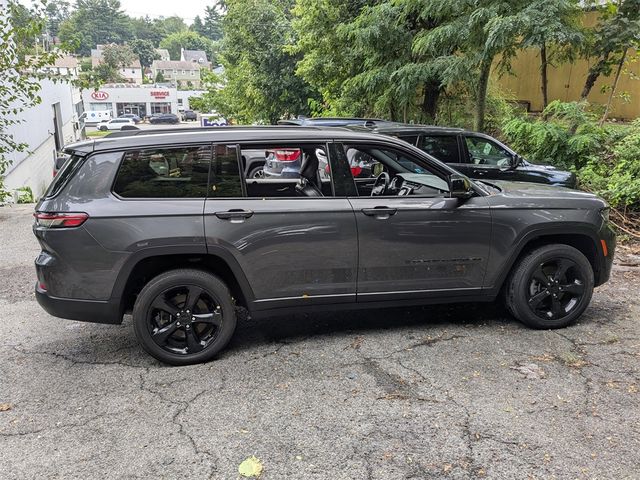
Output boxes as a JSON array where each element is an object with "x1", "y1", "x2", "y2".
[
  {"x1": 99, "y1": 126, "x2": 107, "y2": 131},
  {"x1": 505, "y1": 244, "x2": 594, "y2": 329},
  {"x1": 247, "y1": 164, "x2": 265, "y2": 179},
  {"x1": 133, "y1": 269, "x2": 237, "y2": 365}
]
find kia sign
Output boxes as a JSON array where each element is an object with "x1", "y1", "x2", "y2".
[
  {"x1": 150, "y1": 90, "x2": 170, "y2": 99},
  {"x1": 90, "y1": 91, "x2": 109, "y2": 101}
]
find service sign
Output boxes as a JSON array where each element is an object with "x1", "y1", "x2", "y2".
[
  {"x1": 90, "y1": 91, "x2": 109, "y2": 100},
  {"x1": 150, "y1": 90, "x2": 170, "y2": 99}
]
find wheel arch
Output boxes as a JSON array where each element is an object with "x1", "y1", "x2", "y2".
[
  {"x1": 492, "y1": 227, "x2": 603, "y2": 295},
  {"x1": 112, "y1": 247, "x2": 255, "y2": 317}
]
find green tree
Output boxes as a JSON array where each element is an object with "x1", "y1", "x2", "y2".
[
  {"x1": 291, "y1": 0, "x2": 377, "y2": 116},
  {"x1": 155, "y1": 70, "x2": 165, "y2": 83},
  {"x1": 129, "y1": 16, "x2": 167, "y2": 46},
  {"x1": 1, "y1": 1, "x2": 60, "y2": 200},
  {"x1": 518, "y1": 0, "x2": 583, "y2": 109},
  {"x1": 102, "y1": 43, "x2": 135, "y2": 68},
  {"x1": 201, "y1": 5, "x2": 224, "y2": 41},
  {"x1": 58, "y1": 0, "x2": 133, "y2": 56},
  {"x1": 45, "y1": 0, "x2": 71, "y2": 39},
  {"x1": 192, "y1": 15, "x2": 204, "y2": 35},
  {"x1": 160, "y1": 30, "x2": 216, "y2": 62},
  {"x1": 293, "y1": 0, "x2": 451, "y2": 122},
  {"x1": 157, "y1": 15, "x2": 187, "y2": 35},
  {"x1": 130, "y1": 38, "x2": 158, "y2": 68},
  {"x1": 411, "y1": 0, "x2": 572, "y2": 131},
  {"x1": 217, "y1": 0, "x2": 316, "y2": 123},
  {"x1": 580, "y1": 0, "x2": 640, "y2": 99}
]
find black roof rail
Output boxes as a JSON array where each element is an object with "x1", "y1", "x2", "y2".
[{"x1": 103, "y1": 125, "x2": 330, "y2": 138}]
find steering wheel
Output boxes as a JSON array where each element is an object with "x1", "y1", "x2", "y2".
[{"x1": 371, "y1": 172, "x2": 390, "y2": 196}]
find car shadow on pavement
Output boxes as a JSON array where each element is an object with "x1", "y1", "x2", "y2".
[{"x1": 225, "y1": 301, "x2": 515, "y2": 354}]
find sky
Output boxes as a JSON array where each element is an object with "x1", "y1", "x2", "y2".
[
  {"x1": 17, "y1": 0, "x2": 211, "y2": 23},
  {"x1": 117, "y1": 0, "x2": 210, "y2": 22}
]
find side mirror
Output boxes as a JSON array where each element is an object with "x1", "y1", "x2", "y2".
[
  {"x1": 509, "y1": 154, "x2": 522, "y2": 169},
  {"x1": 449, "y1": 173, "x2": 474, "y2": 199}
]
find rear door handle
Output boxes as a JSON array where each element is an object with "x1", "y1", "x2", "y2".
[
  {"x1": 214, "y1": 209, "x2": 254, "y2": 222},
  {"x1": 361, "y1": 207, "x2": 397, "y2": 219}
]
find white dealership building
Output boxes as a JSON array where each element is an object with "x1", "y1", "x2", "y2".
[{"x1": 81, "y1": 84, "x2": 205, "y2": 118}]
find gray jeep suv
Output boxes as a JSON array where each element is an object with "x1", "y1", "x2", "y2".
[{"x1": 34, "y1": 126, "x2": 615, "y2": 365}]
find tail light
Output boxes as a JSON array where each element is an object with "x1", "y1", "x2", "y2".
[
  {"x1": 271, "y1": 149, "x2": 301, "y2": 162},
  {"x1": 34, "y1": 212, "x2": 89, "y2": 228}
]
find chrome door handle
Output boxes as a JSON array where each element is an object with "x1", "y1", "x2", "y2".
[{"x1": 361, "y1": 207, "x2": 397, "y2": 219}]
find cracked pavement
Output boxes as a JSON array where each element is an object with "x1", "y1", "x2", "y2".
[{"x1": 1, "y1": 204, "x2": 639, "y2": 479}]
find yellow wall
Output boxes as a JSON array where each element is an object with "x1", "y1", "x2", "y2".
[{"x1": 495, "y1": 12, "x2": 640, "y2": 119}]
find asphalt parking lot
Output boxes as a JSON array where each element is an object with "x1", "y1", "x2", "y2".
[{"x1": 1, "y1": 204, "x2": 639, "y2": 479}]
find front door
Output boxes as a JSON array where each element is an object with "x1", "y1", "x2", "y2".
[
  {"x1": 334, "y1": 143, "x2": 492, "y2": 302},
  {"x1": 203, "y1": 143, "x2": 358, "y2": 312}
]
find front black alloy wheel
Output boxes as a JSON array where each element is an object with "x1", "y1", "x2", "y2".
[
  {"x1": 526, "y1": 258, "x2": 586, "y2": 320},
  {"x1": 506, "y1": 244, "x2": 594, "y2": 329},
  {"x1": 133, "y1": 269, "x2": 237, "y2": 365}
]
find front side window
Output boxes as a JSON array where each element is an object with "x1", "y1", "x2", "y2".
[
  {"x1": 417, "y1": 135, "x2": 460, "y2": 164},
  {"x1": 341, "y1": 144, "x2": 450, "y2": 197},
  {"x1": 113, "y1": 146, "x2": 211, "y2": 198},
  {"x1": 465, "y1": 136, "x2": 511, "y2": 166}
]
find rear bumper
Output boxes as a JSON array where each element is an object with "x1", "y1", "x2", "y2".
[{"x1": 35, "y1": 284, "x2": 122, "y2": 325}]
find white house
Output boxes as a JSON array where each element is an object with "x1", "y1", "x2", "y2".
[
  {"x1": 3, "y1": 79, "x2": 84, "y2": 199},
  {"x1": 26, "y1": 55, "x2": 80, "y2": 78}
]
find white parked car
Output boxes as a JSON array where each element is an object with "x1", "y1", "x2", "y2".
[{"x1": 97, "y1": 118, "x2": 136, "y2": 131}]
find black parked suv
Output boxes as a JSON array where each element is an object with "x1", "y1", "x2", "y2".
[
  {"x1": 34, "y1": 126, "x2": 614, "y2": 365},
  {"x1": 355, "y1": 124, "x2": 577, "y2": 188}
]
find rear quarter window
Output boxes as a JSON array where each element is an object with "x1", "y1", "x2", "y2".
[{"x1": 44, "y1": 154, "x2": 86, "y2": 198}]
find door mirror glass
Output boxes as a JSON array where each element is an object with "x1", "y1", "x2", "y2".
[{"x1": 449, "y1": 173, "x2": 473, "y2": 199}]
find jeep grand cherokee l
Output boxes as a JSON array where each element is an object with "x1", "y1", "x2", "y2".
[{"x1": 34, "y1": 126, "x2": 615, "y2": 365}]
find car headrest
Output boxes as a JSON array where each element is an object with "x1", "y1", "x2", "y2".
[{"x1": 299, "y1": 150, "x2": 319, "y2": 183}]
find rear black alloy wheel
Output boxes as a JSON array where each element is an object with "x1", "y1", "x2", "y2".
[
  {"x1": 133, "y1": 269, "x2": 237, "y2": 365},
  {"x1": 506, "y1": 244, "x2": 594, "y2": 329},
  {"x1": 148, "y1": 285, "x2": 223, "y2": 355}
]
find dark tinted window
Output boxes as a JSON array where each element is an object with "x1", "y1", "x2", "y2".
[
  {"x1": 211, "y1": 145, "x2": 243, "y2": 197},
  {"x1": 465, "y1": 136, "x2": 512, "y2": 166},
  {"x1": 113, "y1": 146, "x2": 211, "y2": 198},
  {"x1": 417, "y1": 135, "x2": 460, "y2": 163},
  {"x1": 45, "y1": 154, "x2": 85, "y2": 198}
]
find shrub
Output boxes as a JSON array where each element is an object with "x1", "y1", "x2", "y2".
[{"x1": 501, "y1": 103, "x2": 640, "y2": 210}]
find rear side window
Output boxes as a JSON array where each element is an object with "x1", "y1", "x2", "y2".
[
  {"x1": 418, "y1": 135, "x2": 460, "y2": 163},
  {"x1": 45, "y1": 154, "x2": 85, "y2": 198},
  {"x1": 113, "y1": 146, "x2": 211, "y2": 198}
]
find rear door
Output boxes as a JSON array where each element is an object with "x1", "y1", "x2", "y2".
[
  {"x1": 203, "y1": 142, "x2": 358, "y2": 312},
  {"x1": 416, "y1": 133, "x2": 473, "y2": 176}
]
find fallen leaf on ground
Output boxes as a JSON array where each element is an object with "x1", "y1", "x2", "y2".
[
  {"x1": 238, "y1": 456, "x2": 263, "y2": 478},
  {"x1": 0, "y1": 403, "x2": 12, "y2": 412}
]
